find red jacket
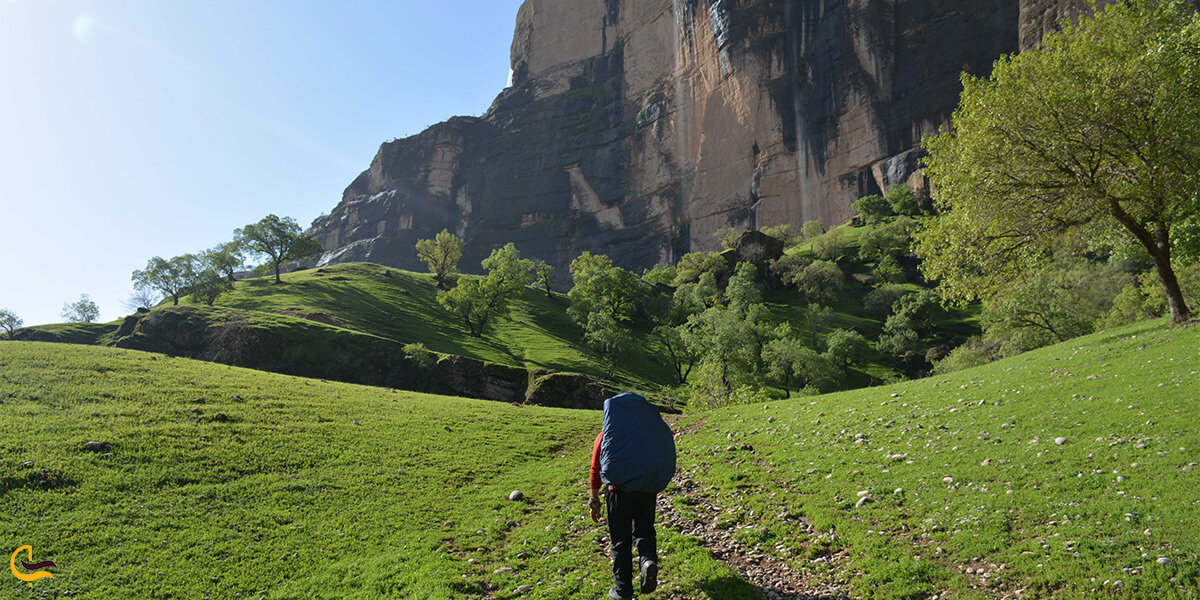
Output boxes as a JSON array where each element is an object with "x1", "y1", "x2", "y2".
[{"x1": 590, "y1": 432, "x2": 603, "y2": 492}]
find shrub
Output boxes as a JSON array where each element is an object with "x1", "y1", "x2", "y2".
[
  {"x1": 852, "y1": 194, "x2": 892, "y2": 225},
  {"x1": 811, "y1": 228, "x2": 849, "y2": 261},
  {"x1": 800, "y1": 220, "x2": 825, "y2": 240},
  {"x1": 403, "y1": 343, "x2": 438, "y2": 369},
  {"x1": 933, "y1": 338, "x2": 998, "y2": 374},
  {"x1": 885, "y1": 184, "x2": 921, "y2": 216}
]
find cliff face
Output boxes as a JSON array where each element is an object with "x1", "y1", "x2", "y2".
[{"x1": 307, "y1": 0, "x2": 1112, "y2": 278}]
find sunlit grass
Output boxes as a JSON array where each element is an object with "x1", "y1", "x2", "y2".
[{"x1": 673, "y1": 318, "x2": 1200, "y2": 599}]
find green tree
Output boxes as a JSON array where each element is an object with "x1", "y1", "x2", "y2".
[
  {"x1": 759, "y1": 224, "x2": 797, "y2": 247},
  {"x1": 204, "y1": 241, "x2": 245, "y2": 283},
  {"x1": 715, "y1": 227, "x2": 742, "y2": 250},
  {"x1": 825, "y1": 328, "x2": 870, "y2": 368},
  {"x1": 681, "y1": 306, "x2": 759, "y2": 394},
  {"x1": 725, "y1": 262, "x2": 762, "y2": 315},
  {"x1": 567, "y1": 252, "x2": 640, "y2": 372},
  {"x1": 800, "y1": 220, "x2": 825, "y2": 240},
  {"x1": 787, "y1": 260, "x2": 844, "y2": 304},
  {"x1": 132, "y1": 255, "x2": 197, "y2": 306},
  {"x1": 885, "y1": 184, "x2": 921, "y2": 216},
  {"x1": 810, "y1": 228, "x2": 849, "y2": 261},
  {"x1": 0, "y1": 308, "x2": 22, "y2": 337},
  {"x1": 235, "y1": 214, "x2": 323, "y2": 284},
  {"x1": 189, "y1": 269, "x2": 229, "y2": 306},
  {"x1": 652, "y1": 323, "x2": 698, "y2": 384},
  {"x1": 982, "y1": 258, "x2": 1130, "y2": 355},
  {"x1": 415, "y1": 229, "x2": 464, "y2": 289},
  {"x1": 917, "y1": 0, "x2": 1200, "y2": 323},
  {"x1": 852, "y1": 194, "x2": 893, "y2": 226},
  {"x1": 61, "y1": 294, "x2": 100, "y2": 323},
  {"x1": 437, "y1": 243, "x2": 532, "y2": 337},
  {"x1": 673, "y1": 251, "x2": 727, "y2": 285},
  {"x1": 532, "y1": 260, "x2": 555, "y2": 298}
]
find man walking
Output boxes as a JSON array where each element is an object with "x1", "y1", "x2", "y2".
[{"x1": 589, "y1": 392, "x2": 676, "y2": 599}]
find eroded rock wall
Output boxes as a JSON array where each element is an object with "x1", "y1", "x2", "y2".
[{"x1": 308, "y1": 0, "x2": 1123, "y2": 279}]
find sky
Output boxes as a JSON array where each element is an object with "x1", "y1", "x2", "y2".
[{"x1": 0, "y1": 0, "x2": 524, "y2": 327}]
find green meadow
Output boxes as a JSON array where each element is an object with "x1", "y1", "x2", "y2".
[
  {"x1": 2, "y1": 316, "x2": 1197, "y2": 598},
  {"x1": 0, "y1": 341, "x2": 749, "y2": 599}
]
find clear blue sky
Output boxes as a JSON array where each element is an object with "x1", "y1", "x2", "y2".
[{"x1": 0, "y1": 0, "x2": 524, "y2": 327}]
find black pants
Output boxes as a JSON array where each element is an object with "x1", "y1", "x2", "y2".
[{"x1": 606, "y1": 488, "x2": 658, "y2": 596}]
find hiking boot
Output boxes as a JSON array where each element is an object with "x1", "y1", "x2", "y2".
[
  {"x1": 608, "y1": 588, "x2": 633, "y2": 600},
  {"x1": 640, "y1": 559, "x2": 659, "y2": 594}
]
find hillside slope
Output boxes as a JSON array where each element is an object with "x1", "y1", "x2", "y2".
[
  {"x1": 672, "y1": 318, "x2": 1200, "y2": 599},
  {"x1": 0, "y1": 342, "x2": 749, "y2": 599}
]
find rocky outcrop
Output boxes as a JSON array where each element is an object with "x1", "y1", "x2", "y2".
[{"x1": 307, "y1": 0, "x2": 1147, "y2": 280}]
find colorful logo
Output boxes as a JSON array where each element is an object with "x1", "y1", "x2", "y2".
[{"x1": 10, "y1": 546, "x2": 55, "y2": 587}]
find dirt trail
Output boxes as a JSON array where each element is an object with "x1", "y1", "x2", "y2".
[{"x1": 660, "y1": 416, "x2": 849, "y2": 600}]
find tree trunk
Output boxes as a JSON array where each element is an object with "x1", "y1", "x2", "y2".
[
  {"x1": 274, "y1": 262, "x2": 283, "y2": 284},
  {"x1": 1149, "y1": 224, "x2": 1192, "y2": 324}
]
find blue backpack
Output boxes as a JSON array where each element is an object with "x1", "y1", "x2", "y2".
[{"x1": 599, "y1": 392, "x2": 676, "y2": 493}]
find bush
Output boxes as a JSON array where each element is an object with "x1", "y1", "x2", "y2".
[
  {"x1": 864, "y1": 285, "x2": 908, "y2": 318},
  {"x1": 852, "y1": 194, "x2": 893, "y2": 225},
  {"x1": 885, "y1": 184, "x2": 921, "y2": 216},
  {"x1": 801, "y1": 221, "x2": 825, "y2": 240},
  {"x1": 811, "y1": 228, "x2": 849, "y2": 261},
  {"x1": 403, "y1": 343, "x2": 438, "y2": 369},
  {"x1": 933, "y1": 338, "x2": 998, "y2": 374}
]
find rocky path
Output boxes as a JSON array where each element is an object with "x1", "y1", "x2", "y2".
[{"x1": 657, "y1": 475, "x2": 849, "y2": 600}]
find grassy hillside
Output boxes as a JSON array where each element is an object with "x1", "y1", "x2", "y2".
[
  {"x1": 1, "y1": 315, "x2": 1194, "y2": 598},
  {"x1": 671, "y1": 317, "x2": 1199, "y2": 599},
  {"x1": 0, "y1": 341, "x2": 750, "y2": 599},
  {"x1": 202, "y1": 263, "x2": 678, "y2": 390}
]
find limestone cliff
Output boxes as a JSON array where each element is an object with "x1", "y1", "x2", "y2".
[{"x1": 306, "y1": 0, "x2": 1124, "y2": 279}]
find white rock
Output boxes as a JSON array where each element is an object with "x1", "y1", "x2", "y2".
[
  {"x1": 509, "y1": 490, "x2": 524, "y2": 501},
  {"x1": 1055, "y1": 437, "x2": 1068, "y2": 445},
  {"x1": 943, "y1": 476, "x2": 955, "y2": 484},
  {"x1": 1157, "y1": 557, "x2": 1172, "y2": 565},
  {"x1": 857, "y1": 490, "x2": 871, "y2": 497}
]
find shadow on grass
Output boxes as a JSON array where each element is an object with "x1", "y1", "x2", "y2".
[
  {"x1": 0, "y1": 470, "x2": 77, "y2": 497},
  {"x1": 700, "y1": 574, "x2": 846, "y2": 600}
]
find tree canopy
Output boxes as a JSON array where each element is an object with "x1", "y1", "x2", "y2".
[
  {"x1": 917, "y1": 0, "x2": 1200, "y2": 323},
  {"x1": 61, "y1": 294, "x2": 100, "y2": 323},
  {"x1": 235, "y1": 214, "x2": 323, "y2": 284},
  {"x1": 415, "y1": 229, "x2": 463, "y2": 289},
  {"x1": 132, "y1": 255, "x2": 197, "y2": 306},
  {"x1": 0, "y1": 308, "x2": 22, "y2": 337}
]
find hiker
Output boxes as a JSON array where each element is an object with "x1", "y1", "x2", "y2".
[{"x1": 589, "y1": 392, "x2": 676, "y2": 599}]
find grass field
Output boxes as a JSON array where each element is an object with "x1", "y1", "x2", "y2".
[
  {"x1": 670, "y1": 318, "x2": 1200, "y2": 599},
  {"x1": 2, "y1": 317, "x2": 1196, "y2": 598},
  {"x1": 0, "y1": 341, "x2": 751, "y2": 599}
]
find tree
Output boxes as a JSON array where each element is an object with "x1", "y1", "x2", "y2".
[
  {"x1": 810, "y1": 228, "x2": 849, "y2": 261},
  {"x1": 800, "y1": 220, "x2": 825, "y2": 240},
  {"x1": 681, "y1": 306, "x2": 759, "y2": 394},
  {"x1": 235, "y1": 214, "x2": 323, "y2": 284},
  {"x1": 0, "y1": 308, "x2": 22, "y2": 337},
  {"x1": 124, "y1": 288, "x2": 161, "y2": 312},
  {"x1": 567, "y1": 252, "x2": 640, "y2": 371},
  {"x1": 532, "y1": 260, "x2": 555, "y2": 298},
  {"x1": 917, "y1": 0, "x2": 1200, "y2": 323},
  {"x1": 825, "y1": 328, "x2": 870, "y2": 368},
  {"x1": 61, "y1": 294, "x2": 100, "y2": 323},
  {"x1": 782, "y1": 260, "x2": 844, "y2": 304},
  {"x1": 981, "y1": 258, "x2": 1130, "y2": 355},
  {"x1": 715, "y1": 227, "x2": 742, "y2": 250},
  {"x1": 415, "y1": 229, "x2": 463, "y2": 289},
  {"x1": 437, "y1": 243, "x2": 532, "y2": 337},
  {"x1": 852, "y1": 194, "x2": 893, "y2": 226},
  {"x1": 204, "y1": 241, "x2": 245, "y2": 283},
  {"x1": 189, "y1": 269, "x2": 230, "y2": 306},
  {"x1": 132, "y1": 255, "x2": 197, "y2": 306},
  {"x1": 885, "y1": 184, "x2": 921, "y2": 216}
]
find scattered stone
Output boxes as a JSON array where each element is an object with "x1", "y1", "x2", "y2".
[
  {"x1": 1055, "y1": 437, "x2": 1068, "y2": 446},
  {"x1": 943, "y1": 476, "x2": 955, "y2": 484},
  {"x1": 1157, "y1": 557, "x2": 1172, "y2": 565},
  {"x1": 550, "y1": 546, "x2": 561, "y2": 554},
  {"x1": 19, "y1": 460, "x2": 33, "y2": 468},
  {"x1": 443, "y1": 520, "x2": 455, "y2": 528},
  {"x1": 514, "y1": 585, "x2": 531, "y2": 594},
  {"x1": 494, "y1": 567, "x2": 514, "y2": 574},
  {"x1": 893, "y1": 488, "x2": 904, "y2": 495},
  {"x1": 508, "y1": 490, "x2": 524, "y2": 502},
  {"x1": 855, "y1": 496, "x2": 874, "y2": 508},
  {"x1": 83, "y1": 441, "x2": 113, "y2": 452},
  {"x1": 981, "y1": 459, "x2": 992, "y2": 467},
  {"x1": 857, "y1": 490, "x2": 870, "y2": 497}
]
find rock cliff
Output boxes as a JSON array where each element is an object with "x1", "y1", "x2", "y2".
[{"x1": 306, "y1": 0, "x2": 1131, "y2": 280}]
